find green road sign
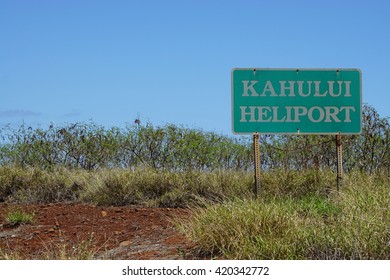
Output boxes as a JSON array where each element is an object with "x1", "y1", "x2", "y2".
[{"x1": 232, "y1": 68, "x2": 362, "y2": 134}]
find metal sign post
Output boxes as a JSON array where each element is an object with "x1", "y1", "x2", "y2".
[
  {"x1": 336, "y1": 133, "x2": 343, "y2": 191},
  {"x1": 253, "y1": 132, "x2": 261, "y2": 198}
]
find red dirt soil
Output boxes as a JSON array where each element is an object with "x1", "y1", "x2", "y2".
[{"x1": 0, "y1": 203, "x2": 196, "y2": 260}]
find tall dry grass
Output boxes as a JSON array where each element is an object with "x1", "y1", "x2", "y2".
[
  {"x1": 0, "y1": 166, "x2": 340, "y2": 206},
  {"x1": 176, "y1": 171, "x2": 389, "y2": 259}
]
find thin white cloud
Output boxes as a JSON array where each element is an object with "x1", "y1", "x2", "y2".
[
  {"x1": 0, "y1": 109, "x2": 40, "y2": 118},
  {"x1": 62, "y1": 110, "x2": 81, "y2": 117}
]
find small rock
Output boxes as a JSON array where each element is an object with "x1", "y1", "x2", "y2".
[{"x1": 119, "y1": 240, "x2": 132, "y2": 247}]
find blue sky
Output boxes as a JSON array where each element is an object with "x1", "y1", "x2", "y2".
[{"x1": 1, "y1": 0, "x2": 389, "y2": 134}]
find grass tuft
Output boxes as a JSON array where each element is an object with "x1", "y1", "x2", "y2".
[
  {"x1": 40, "y1": 235, "x2": 103, "y2": 260},
  {"x1": 4, "y1": 208, "x2": 35, "y2": 226}
]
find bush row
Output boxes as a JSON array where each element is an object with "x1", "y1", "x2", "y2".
[{"x1": 0, "y1": 104, "x2": 388, "y2": 172}]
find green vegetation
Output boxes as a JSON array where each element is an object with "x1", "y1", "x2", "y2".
[
  {"x1": 0, "y1": 166, "x2": 388, "y2": 259},
  {"x1": 0, "y1": 105, "x2": 388, "y2": 173},
  {"x1": 0, "y1": 166, "x2": 338, "y2": 206},
  {"x1": 0, "y1": 166, "x2": 252, "y2": 206},
  {"x1": 176, "y1": 171, "x2": 389, "y2": 259},
  {"x1": 0, "y1": 104, "x2": 388, "y2": 259},
  {"x1": 4, "y1": 208, "x2": 35, "y2": 226}
]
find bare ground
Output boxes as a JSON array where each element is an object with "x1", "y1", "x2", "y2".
[{"x1": 0, "y1": 203, "x2": 196, "y2": 260}]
